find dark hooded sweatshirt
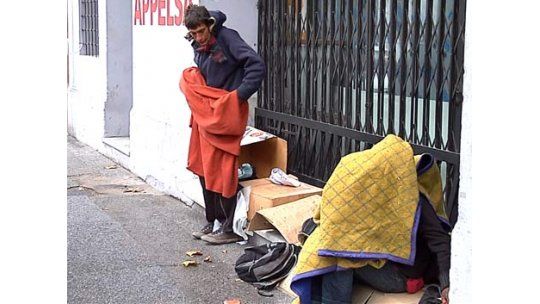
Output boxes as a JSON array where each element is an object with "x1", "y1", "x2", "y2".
[{"x1": 191, "y1": 11, "x2": 265, "y2": 101}]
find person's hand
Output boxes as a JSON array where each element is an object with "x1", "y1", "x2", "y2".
[{"x1": 441, "y1": 287, "x2": 449, "y2": 304}]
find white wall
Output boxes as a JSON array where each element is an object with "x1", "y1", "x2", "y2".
[
  {"x1": 67, "y1": 0, "x2": 108, "y2": 149},
  {"x1": 130, "y1": 0, "x2": 204, "y2": 205},
  {"x1": 449, "y1": 1, "x2": 472, "y2": 302},
  {"x1": 201, "y1": 0, "x2": 259, "y2": 50},
  {"x1": 68, "y1": 0, "x2": 205, "y2": 205}
]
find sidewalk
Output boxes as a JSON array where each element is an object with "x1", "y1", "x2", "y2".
[{"x1": 67, "y1": 136, "x2": 293, "y2": 304}]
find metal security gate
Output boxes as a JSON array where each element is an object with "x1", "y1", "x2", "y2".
[{"x1": 256, "y1": 0, "x2": 466, "y2": 226}]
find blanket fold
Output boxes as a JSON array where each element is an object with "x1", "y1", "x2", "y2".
[{"x1": 179, "y1": 67, "x2": 248, "y2": 198}]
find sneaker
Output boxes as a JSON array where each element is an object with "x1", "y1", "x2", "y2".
[
  {"x1": 192, "y1": 223, "x2": 214, "y2": 240},
  {"x1": 201, "y1": 229, "x2": 243, "y2": 245},
  {"x1": 418, "y1": 284, "x2": 442, "y2": 304},
  {"x1": 269, "y1": 168, "x2": 301, "y2": 187}
]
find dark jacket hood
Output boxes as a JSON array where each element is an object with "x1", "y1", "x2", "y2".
[{"x1": 209, "y1": 11, "x2": 226, "y2": 34}]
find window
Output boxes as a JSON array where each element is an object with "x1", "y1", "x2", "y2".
[{"x1": 79, "y1": 0, "x2": 99, "y2": 56}]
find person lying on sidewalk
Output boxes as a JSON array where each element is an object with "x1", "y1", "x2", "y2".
[
  {"x1": 180, "y1": 4, "x2": 265, "y2": 245},
  {"x1": 312, "y1": 192, "x2": 451, "y2": 304},
  {"x1": 289, "y1": 135, "x2": 452, "y2": 304}
]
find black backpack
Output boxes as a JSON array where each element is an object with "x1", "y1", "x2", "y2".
[{"x1": 235, "y1": 242, "x2": 300, "y2": 292}]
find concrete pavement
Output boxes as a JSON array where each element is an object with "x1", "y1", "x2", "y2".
[{"x1": 67, "y1": 136, "x2": 293, "y2": 304}]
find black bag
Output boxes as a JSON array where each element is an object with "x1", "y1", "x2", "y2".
[{"x1": 235, "y1": 242, "x2": 300, "y2": 291}]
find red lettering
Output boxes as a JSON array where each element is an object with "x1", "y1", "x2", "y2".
[
  {"x1": 148, "y1": 0, "x2": 157, "y2": 25},
  {"x1": 174, "y1": 0, "x2": 183, "y2": 26},
  {"x1": 142, "y1": 0, "x2": 150, "y2": 25},
  {"x1": 134, "y1": 0, "x2": 142, "y2": 25},
  {"x1": 158, "y1": 0, "x2": 166, "y2": 25},
  {"x1": 166, "y1": 0, "x2": 174, "y2": 25},
  {"x1": 137, "y1": 0, "x2": 190, "y2": 26},
  {"x1": 150, "y1": 0, "x2": 159, "y2": 25}
]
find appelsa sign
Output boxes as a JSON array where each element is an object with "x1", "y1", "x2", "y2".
[{"x1": 134, "y1": 0, "x2": 193, "y2": 26}]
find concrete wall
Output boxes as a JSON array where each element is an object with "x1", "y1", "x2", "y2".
[
  {"x1": 67, "y1": 0, "x2": 108, "y2": 149},
  {"x1": 200, "y1": 0, "x2": 259, "y2": 50},
  {"x1": 104, "y1": 0, "x2": 133, "y2": 137},
  {"x1": 449, "y1": 1, "x2": 472, "y2": 302},
  {"x1": 68, "y1": 0, "x2": 205, "y2": 204},
  {"x1": 129, "y1": 0, "x2": 204, "y2": 205}
]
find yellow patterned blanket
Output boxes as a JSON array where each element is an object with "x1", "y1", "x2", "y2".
[{"x1": 290, "y1": 135, "x2": 448, "y2": 303}]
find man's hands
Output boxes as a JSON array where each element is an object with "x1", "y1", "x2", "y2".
[{"x1": 441, "y1": 287, "x2": 449, "y2": 304}]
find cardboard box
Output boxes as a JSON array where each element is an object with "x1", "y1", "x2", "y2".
[
  {"x1": 239, "y1": 126, "x2": 287, "y2": 179},
  {"x1": 248, "y1": 195, "x2": 321, "y2": 244},
  {"x1": 366, "y1": 290, "x2": 423, "y2": 304},
  {"x1": 240, "y1": 178, "x2": 323, "y2": 220}
]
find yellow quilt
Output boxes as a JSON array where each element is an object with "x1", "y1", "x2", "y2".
[{"x1": 290, "y1": 135, "x2": 448, "y2": 303}]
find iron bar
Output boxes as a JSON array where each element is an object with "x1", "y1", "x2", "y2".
[
  {"x1": 376, "y1": 0, "x2": 387, "y2": 136},
  {"x1": 387, "y1": 0, "x2": 397, "y2": 135},
  {"x1": 434, "y1": 0, "x2": 446, "y2": 149},
  {"x1": 398, "y1": 0, "x2": 409, "y2": 139},
  {"x1": 421, "y1": 0, "x2": 434, "y2": 146},
  {"x1": 256, "y1": 108, "x2": 461, "y2": 164},
  {"x1": 365, "y1": 0, "x2": 375, "y2": 134},
  {"x1": 410, "y1": 0, "x2": 421, "y2": 143}
]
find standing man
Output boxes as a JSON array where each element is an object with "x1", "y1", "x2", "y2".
[{"x1": 181, "y1": 4, "x2": 265, "y2": 245}]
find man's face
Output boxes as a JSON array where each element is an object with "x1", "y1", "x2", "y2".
[{"x1": 188, "y1": 24, "x2": 211, "y2": 46}]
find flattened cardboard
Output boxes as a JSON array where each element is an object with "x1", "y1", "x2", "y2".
[
  {"x1": 366, "y1": 289, "x2": 423, "y2": 304},
  {"x1": 279, "y1": 277, "x2": 425, "y2": 303},
  {"x1": 352, "y1": 285, "x2": 375, "y2": 304},
  {"x1": 240, "y1": 178, "x2": 323, "y2": 220},
  {"x1": 248, "y1": 195, "x2": 321, "y2": 244},
  {"x1": 352, "y1": 286, "x2": 424, "y2": 304},
  {"x1": 238, "y1": 178, "x2": 270, "y2": 188}
]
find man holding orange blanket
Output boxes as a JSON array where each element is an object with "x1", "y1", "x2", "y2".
[{"x1": 180, "y1": 4, "x2": 265, "y2": 245}]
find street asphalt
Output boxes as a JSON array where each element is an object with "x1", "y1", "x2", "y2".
[{"x1": 67, "y1": 136, "x2": 293, "y2": 304}]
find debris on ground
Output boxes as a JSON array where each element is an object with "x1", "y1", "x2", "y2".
[
  {"x1": 182, "y1": 260, "x2": 199, "y2": 267},
  {"x1": 105, "y1": 165, "x2": 118, "y2": 169},
  {"x1": 223, "y1": 299, "x2": 241, "y2": 304},
  {"x1": 123, "y1": 187, "x2": 143, "y2": 193},
  {"x1": 204, "y1": 256, "x2": 212, "y2": 262},
  {"x1": 186, "y1": 250, "x2": 203, "y2": 257}
]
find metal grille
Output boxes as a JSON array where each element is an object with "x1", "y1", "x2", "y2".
[
  {"x1": 79, "y1": 0, "x2": 99, "y2": 56},
  {"x1": 256, "y1": 0, "x2": 466, "y2": 226}
]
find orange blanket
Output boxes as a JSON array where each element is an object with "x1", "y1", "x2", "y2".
[{"x1": 179, "y1": 67, "x2": 248, "y2": 198}]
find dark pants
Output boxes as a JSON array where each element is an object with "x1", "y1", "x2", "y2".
[
  {"x1": 199, "y1": 177, "x2": 237, "y2": 233},
  {"x1": 313, "y1": 263, "x2": 407, "y2": 304}
]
